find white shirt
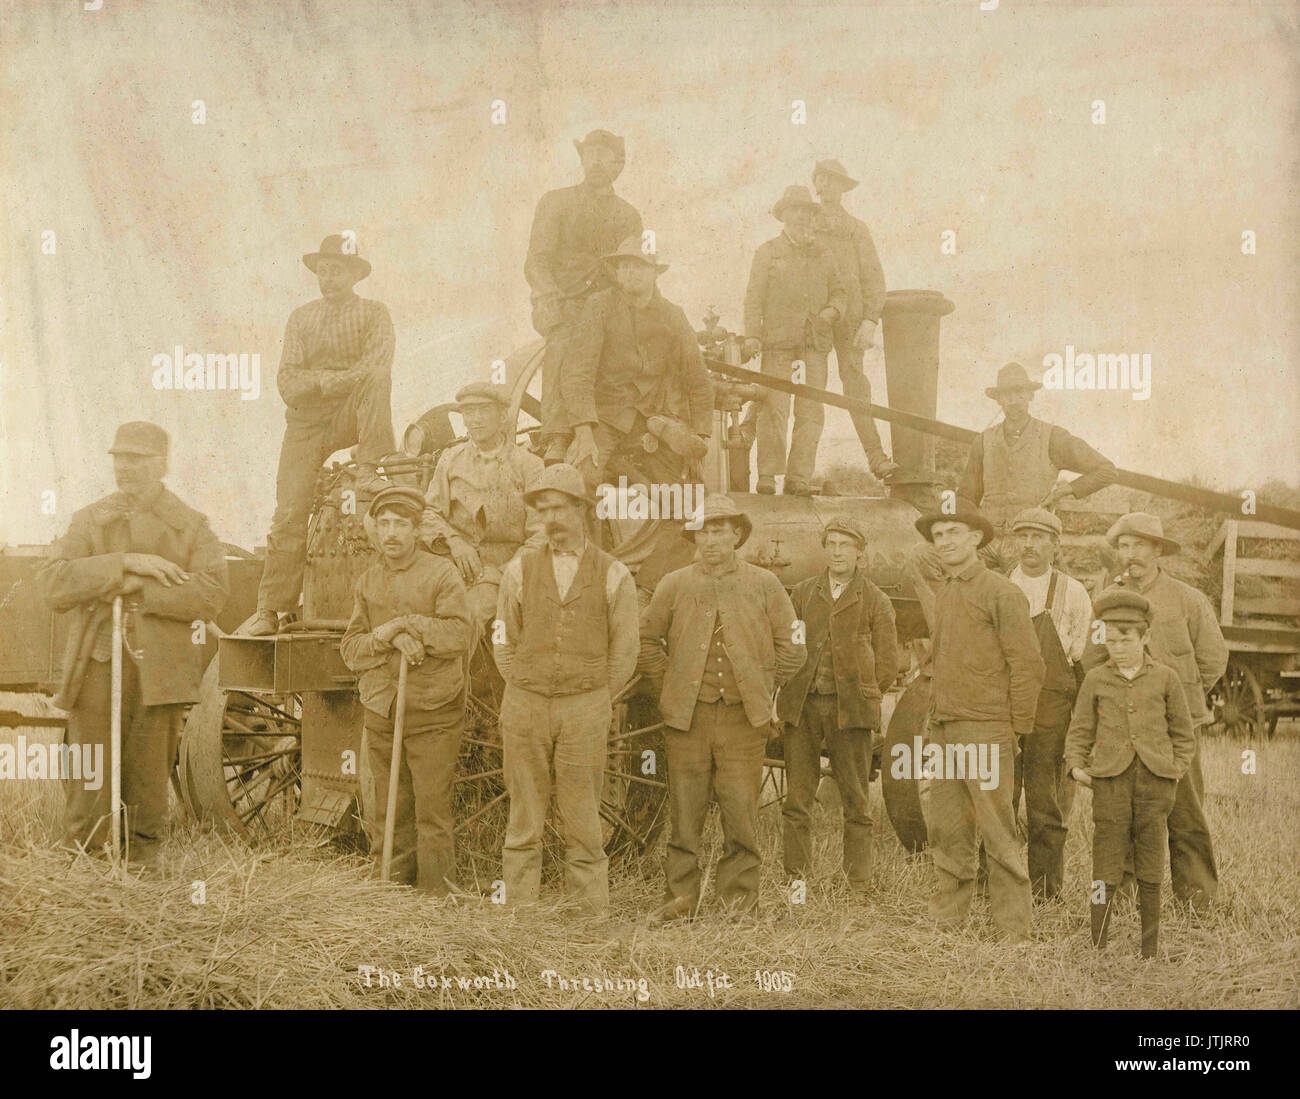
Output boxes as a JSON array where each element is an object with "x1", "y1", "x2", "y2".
[
  {"x1": 1009, "y1": 565, "x2": 1093, "y2": 664},
  {"x1": 828, "y1": 573, "x2": 850, "y2": 602}
]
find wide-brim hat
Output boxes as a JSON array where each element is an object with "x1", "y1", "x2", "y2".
[
  {"x1": 914, "y1": 496, "x2": 995, "y2": 548},
  {"x1": 303, "y1": 234, "x2": 372, "y2": 280},
  {"x1": 772, "y1": 185, "x2": 819, "y2": 221},
  {"x1": 985, "y1": 361, "x2": 1042, "y2": 399},
  {"x1": 368, "y1": 485, "x2": 425, "y2": 521},
  {"x1": 813, "y1": 158, "x2": 860, "y2": 191},
  {"x1": 573, "y1": 129, "x2": 626, "y2": 162},
  {"x1": 683, "y1": 493, "x2": 752, "y2": 548},
  {"x1": 603, "y1": 234, "x2": 668, "y2": 273},
  {"x1": 522, "y1": 463, "x2": 594, "y2": 507},
  {"x1": 1010, "y1": 506, "x2": 1062, "y2": 537},
  {"x1": 454, "y1": 381, "x2": 509, "y2": 409},
  {"x1": 1106, "y1": 512, "x2": 1181, "y2": 556},
  {"x1": 109, "y1": 420, "x2": 169, "y2": 457},
  {"x1": 1093, "y1": 586, "x2": 1153, "y2": 625}
]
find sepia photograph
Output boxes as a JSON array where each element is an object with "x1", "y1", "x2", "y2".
[{"x1": 1, "y1": 0, "x2": 1297, "y2": 1057}]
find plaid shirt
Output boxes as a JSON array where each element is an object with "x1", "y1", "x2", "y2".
[{"x1": 276, "y1": 291, "x2": 395, "y2": 408}]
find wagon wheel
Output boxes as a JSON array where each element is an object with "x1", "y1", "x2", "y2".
[
  {"x1": 1207, "y1": 659, "x2": 1266, "y2": 739},
  {"x1": 178, "y1": 656, "x2": 303, "y2": 839},
  {"x1": 879, "y1": 676, "x2": 929, "y2": 853}
]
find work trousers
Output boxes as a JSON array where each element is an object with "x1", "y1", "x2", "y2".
[
  {"x1": 1162, "y1": 730, "x2": 1219, "y2": 909},
  {"x1": 925, "y1": 718, "x2": 1031, "y2": 938},
  {"x1": 501, "y1": 684, "x2": 611, "y2": 914},
  {"x1": 1092, "y1": 757, "x2": 1177, "y2": 887},
  {"x1": 757, "y1": 344, "x2": 829, "y2": 483},
  {"x1": 589, "y1": 416, "x2": 687, "y2": 492},
  {"x1": 364, "y1": 697, "x2": 464, "y2": 895},
  {"x1": 539, "y1": 299, "x2": 586, "y2": 444},
  {"x1": 63, "y1": 657, "x2": 183, "y2": 862},
  {"x1": 664, "y1": 699, "x2": 767, "y2": 914},
  {"x1": 1013, "y1": 702, "x2": 1074, "y2": 900},
  {"x1": 831, "y1": 324, "x2": 888, "y2": 466},
  {"x1": 258, "y1": 370, "x2": 395, "y2": 611},
  {"x1": 781, "y1": 693, "x2": 874, "y2": 885}
]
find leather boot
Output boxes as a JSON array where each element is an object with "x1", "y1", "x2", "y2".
[
  {"x1": 1090, "y1": 882, "x2": 1117, "y2": 949},
  {"x1": 1138, "y1": 880, "x2": 1161, "y2": 959}
]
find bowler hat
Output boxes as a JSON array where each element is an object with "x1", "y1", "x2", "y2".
[
  {"x1": 772, "y1": 185, "x2": 819, "y2": 220},
  {"x1": 683, "y1": 493, "x2": 752, "y2": 548},
  {"x1": 303, "y1": 234, "x2": 372, "y2": 280},
  {"x1": 984, "y1": 362, "x2": 1042, "y2": 399},
  {"x1": 822, "y1": 517, "x2": 867, "y2": 548},
  {"x1": 109, "y1": 421, "x2": 169, "y2": 457},
  {"x1": 914, "y1": 496, "x2": 995, "y2": 548},
  {"x1": 603, "y1": 235, "x2": 668, "y2": 273},
  {"x1": 523, "y1": 463, "x2": 593, "y2": 507},
  {"x1": 813, "y1": 158, "x2": 860, "y2": 191},
  {"x1": 368, "y1": 485, "x2": 425, "y2": 521},
  {"x1": 1093, "y1": 586, "x2": 1152, "y2": 625},
  {"x1": 454, "y1": 382, "x2": 509, "y2": 409},
  {"x1": 1010, "y1": 507, "x2": 1062, "y2": 537},
  {"x1": 1106, "y1": 512, "x2": 1181, "y2": 556},
  {"x1": 573, "y1": 129, "x2": 626, "y2": 161}
]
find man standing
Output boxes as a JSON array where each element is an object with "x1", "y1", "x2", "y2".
[
  {"x1": 1007, "y1": 507, "x2": 1093, "y2": 901},
  {"x1": 959, "y1": 363, "x2": 1116, "y2": 568},
  {"x1": 526, "y1": 130, "x2": 644, "y2": 464},
  {"x1": 639, "y1": 495, "x2": 806, "y2": 922},
  {"x1": 913, "y1": 497, "x2": 1043, "y2": 941},
  {"x1": 41, "y1": 422, "x2": 229, "y2": 868},
  {"x1": 1101, "y1": 512, "x2": 1227, "y2": 912},
  {"x1": 812, "y1": 159, "x2": 898, "y2": 481},
  {"x1": 420, "y1": 382, "x2": 543, "y2": 633},
  {"x1": 249, "y1": 235, "x2": 395, "y2": 635},
  {"x1": 341, "y1": 486, "x2": 472, "y2": 894},
  {"x1": 742, "y1": 186, "x2": 846, "y2": 496},
  {"x1": 563, "y1": 236, "x2": 714, "y2": 491},
  {"x1": 493, "y1": 465, "x2": 640, "y2": 915},
  {"x1": 778, "y1": 518, "x2": 899, "y2": 891}
]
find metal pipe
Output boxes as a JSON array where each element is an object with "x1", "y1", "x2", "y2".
[
  {"x1": 705, "y1": 359, "x2": 1300, "y2": 532},
  {"x1": 380, "y1": 657, "x2": 409, "y2": 882},
  {"x1": 110, "y1": 596, "x2": 123, "y2": 865}
]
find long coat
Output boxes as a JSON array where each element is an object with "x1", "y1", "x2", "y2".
[
  {"x1": 777, "y1": 568, "x2": 900, "y2": 731},
  {"x1": 40, "y1": 487, "x2": 230, "y2": 710}
]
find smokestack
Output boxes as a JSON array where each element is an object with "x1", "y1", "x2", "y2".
[{"x1": 881, "y1": 289, "x2": 955, "y2": 477}]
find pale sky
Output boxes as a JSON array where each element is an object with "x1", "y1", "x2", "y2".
[{"x1": 3, "y1": 0, "x2": 1297, "y2": 549}]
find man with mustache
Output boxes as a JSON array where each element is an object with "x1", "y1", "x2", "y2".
[
  {"x1": 526, "y1": 130, "x2": 644, "y2": 466},
  {"x1": 492, "y1": 464, "x2": 640, "y2": 916},
  {"x1": 40, "y1": 421, "x2": 229, "y2": 870},
  {"x1": 249, "y1": 234, "x2": 396, "y2": 635},
  {"x1": 341, "y1": 486, "x2": 472, "y2": 894},
  {"x1": 742, "y1": 185, "x2": 847, "y2": 496}
]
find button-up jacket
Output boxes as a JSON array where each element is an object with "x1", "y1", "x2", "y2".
[
  {"x1": 40, "y1": 487, "x2": 230, "y2": 709},
  {"x1": 419, "y1": 439, "x2": 545, "y2": 572},
  {"x1": 524, "y1": 183, "x2": 643, "y2": 336},
  {"x1": 813, "y1": 204, "x2": 885, "y2": 328},
  {"x1": 928, "y1": 558, "x2": 1044, "y2": 734},
  {"x1": 340, "y1": 549, "x2": 472, "y2": 718},
  {"x1": 276, "y1": 292, "x2": 395, "y2": 409},
  {"x1": 639, "y1": 556, "x2": 806, "y2": 731},
  {"x1": 778, "y1": 568, "x2": 899, "y2": 731},
  {"x1": 1065, "y1": 656, "x2": 1195, "y2": 780},
  {"x1": 562, "y1": 286, "x2": 715, "y2": 436},
  {"x1": 743, "y1": 233, "x2": 847, "y2": 352}
]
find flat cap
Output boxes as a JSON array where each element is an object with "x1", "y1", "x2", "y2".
[
  {"x1": 1011, "y1": 507, "x2": 1062, "y2": 537},
  {"x1": 454, "y1": 382, "x2": 509, "y2": 408},
  {"x1": 822, "y1": 517, "x2": 867, "y2": 547},
  {"x1": 367, "y1": 485, "x2": 426, "y2": 520},
  {"x1": 523, "y1": 463, "x2": 593, "y2": 506},
  {"x1": 604, "y1": 234, "x2": 668, "y2": 272},
  {"x1": 1093, "y1": 586, "x2": 1152, "y2": 625},
  {"x1": 1106, "y1": 512, "x2": 1180, "y2": 556},
  {"x1": 109, "y1": 421, "x2": 169, "y2": 457},
  {"x1": 683, "y1": 493, "x2": 752, "y2": 548}
]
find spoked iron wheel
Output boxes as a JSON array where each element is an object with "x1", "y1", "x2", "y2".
[
  {"x1": 179, "y1": 657, "x2": 303, "y2": 839},
  {"x1": 1208, "y1": 660, "x2": 1266, "y2": 739},
  {"x1": 601, "y1": 694, "x2": 669, "y2": 857}
]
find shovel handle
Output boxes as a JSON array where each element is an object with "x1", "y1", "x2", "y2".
[{"x1": 379, "y1": 656, "x2": 410, "y2": 882}]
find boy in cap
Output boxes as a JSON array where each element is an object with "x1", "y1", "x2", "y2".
[
  {"x1": 341, "y1": 486, "x2": 473, "y2": 894},
  {"x1": 777, "y1": 516, "x2": 898, "y2": 891},
  {"x1": 742, "y1": 185, "x2": 847, "y2": 496},
  {"x1": 1066, "y1": 587, "x2": 1195, "y2": 957},
  {"x1": 420, "y1": 381, "x2": 544, "y2": 633},
  {"x1": 526, "y1": 130, "x2": 644, "y2": 464},
  {"x1": 40, "y1": 422, "x2": 230, "y2": 869}
]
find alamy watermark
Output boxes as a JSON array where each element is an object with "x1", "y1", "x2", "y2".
[
  {"x1": 152, "y1": 346, "x2": 261, "y2": 400},
  {"x1": 594, "y1": 477, "x2": 705, "y2": 529},
  {"x1": 890, "y1": 735, "x2": 1003, "y2": 791},
  {"x1": 0, "y1": 736, "x2": 101, "y2": 789},
  {"x1": 1041, "y1": 346, "x2": 1151, "y2": 400}
]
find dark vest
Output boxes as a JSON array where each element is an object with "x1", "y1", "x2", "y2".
[
  {"x1": 1030, "y1": 569, "x2": 1076, "y2": 729},
  {"x1": 981, "y1": 418, "x2": 1059, "y2": 531},
  {"x1": 512, "y1": 544, "x2": 615, "y2": 697}
]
